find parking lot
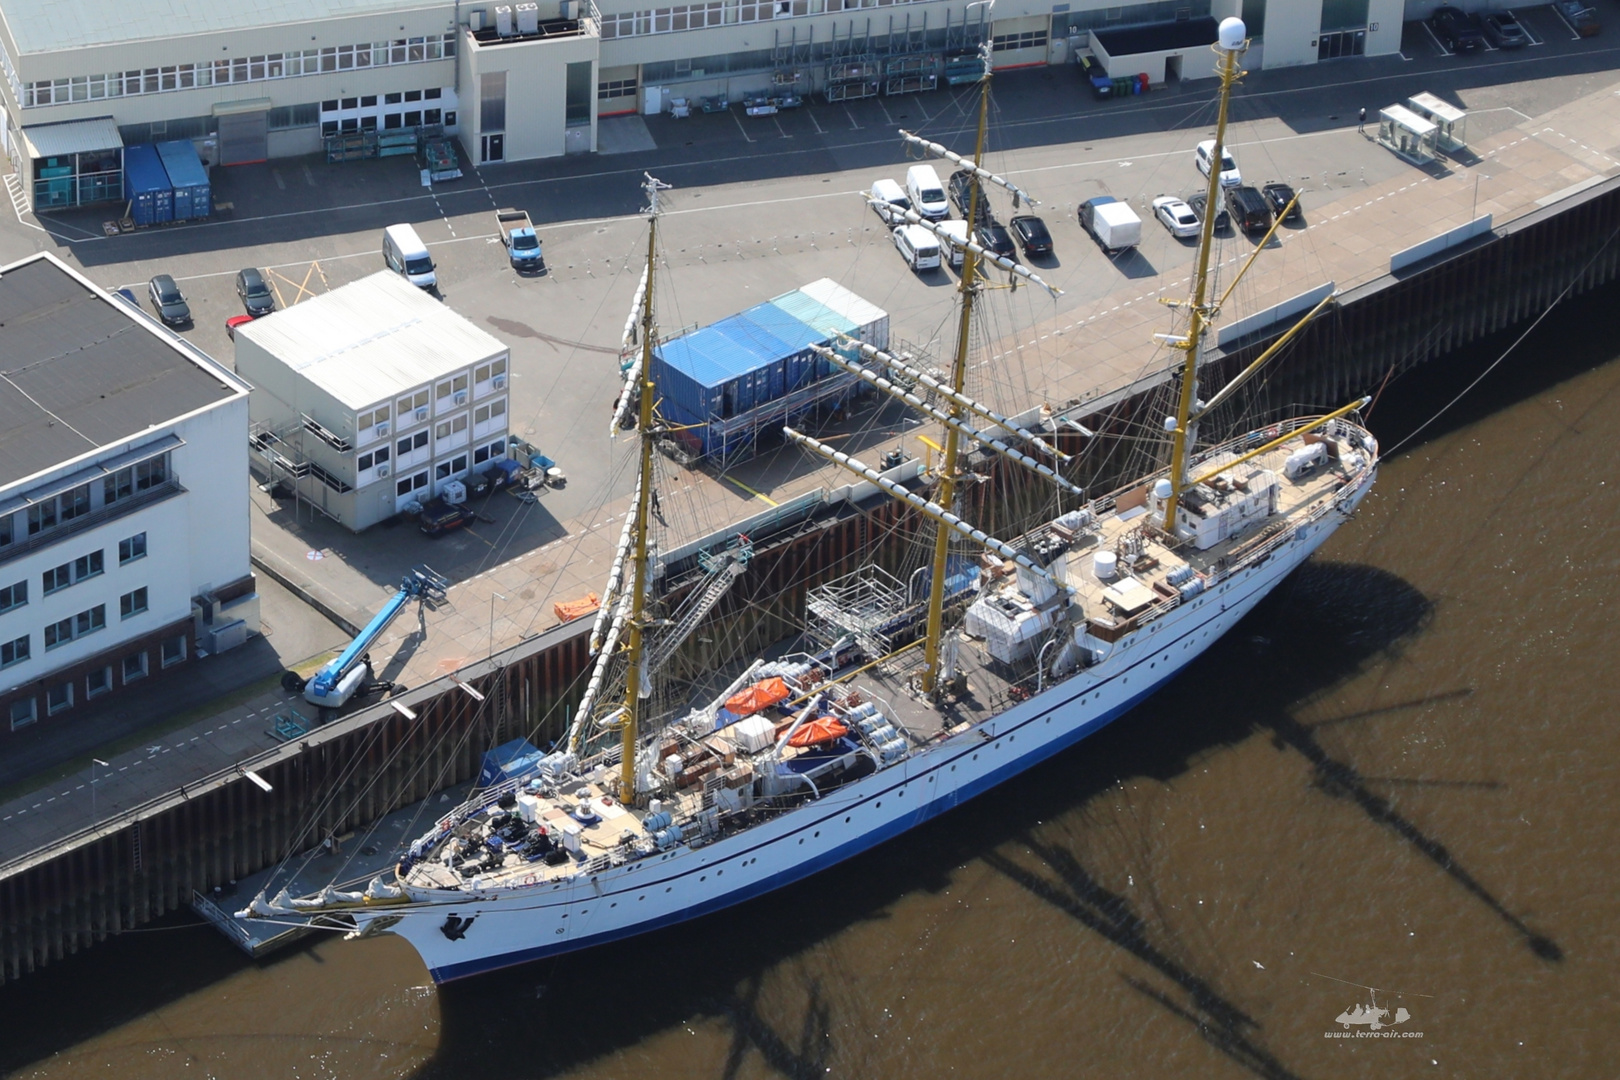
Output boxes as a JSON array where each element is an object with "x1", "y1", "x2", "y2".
[{"x1": 4, "y1": 30, "x2": 1616, "y2": 624}]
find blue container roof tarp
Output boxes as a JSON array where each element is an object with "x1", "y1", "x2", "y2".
[
  {"x1": 767, "y1": 292, "x2": 858, "y2": 342},
  {"x1": 739, "y1": 302, "x2": 828, "y2": 352},
  {"x1": 656, "y1": 333, "x2": 738, "y2": 392},
  {"x1": 478, "y1": 737, "x2": 545, "y2": 787}
]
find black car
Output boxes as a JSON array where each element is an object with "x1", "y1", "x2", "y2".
[
  {"x1": 147, "y1": 274, "x2": 191, "y2": 326},
  {"x1": 1008, "y1": 215, "x2": 1053, "y2": 257},
  {"x1": 235, "y1": 268, "x2": 275, "y2": 316},
  {"x1": 1482, "y1": 11, "x2": 1529, "y2": 47},
  {"x1": 1261, "y1": 181, "x2": 1303, "y2": 223},
  {"x1": 1187, "y1": 192, "x2": 1230, "y2": 232},
  {"x1": 975, "y1": 220, "x2": 1017, "y2": 261},
  {"x1": 1224, "y1": 185, "x2": 1273, "y2": 234},
  {"x1": 1430, "y1": 5, "x2": 1485, "y2": 51},
  {"x1": 949, "y1": 169, "x2": 992, "y2": 223},
  {"x1": 1553, "y1": 0, "x2": 1600, "y2": 36}
]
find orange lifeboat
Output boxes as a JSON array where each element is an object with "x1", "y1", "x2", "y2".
[
  {"x1": 788, "y1": 716, "x2": 849, "y2": 747},
  {"x1": 724, "y1": 677, "x2": 790, "y2": 717}
]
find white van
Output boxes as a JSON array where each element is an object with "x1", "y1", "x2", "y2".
[
  {"x1": 905, "y1": 164, "x2": 950, "y2": 220},
  {"x1": 383, "y1": 223, "x2": 437, "y2": 289},
  {"x1": 937, "y1": 220, "x2": 968, "y2": 269},
  {"x1": 893, "y1": 224, "x2": 941, "y2": 271},
  {"x1": 869, "y1": 178, "x2": 911, "y2": 225}
]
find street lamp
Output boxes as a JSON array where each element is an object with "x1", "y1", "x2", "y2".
[{"x1": 91, "y1": 758, "x2": 109, "y2": 820}]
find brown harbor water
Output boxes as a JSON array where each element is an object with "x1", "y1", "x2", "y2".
[{"x1": 5, "y1": 281, "x2": 1620, "y2": 1079}]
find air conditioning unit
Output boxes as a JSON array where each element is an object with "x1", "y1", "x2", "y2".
[
  {"x1": 415, "y1": 407, "x2": 429, "y2": 422},
  {"x1": 516, "y1": 2, "x2": 539, "y2": 34},
  {"x1": 453, "y1": 390, "x2": 469, "y2": 405},
  {"x1": 495, "y1": 5, "x2": 514, "y2": 35},
  {"x1": 375, "y1": 422, "x2": 390, "y2": 436},
  {"x1": 492, "y1": 374, "x2": 507, "y2": 389},
  {"x1": 376, "y1": 464, "x2": 390, "y2": 477}
]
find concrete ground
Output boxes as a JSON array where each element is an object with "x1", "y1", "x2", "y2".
[{"x1": 2, "y1": 23, "x2": 1619, "y2": 859}]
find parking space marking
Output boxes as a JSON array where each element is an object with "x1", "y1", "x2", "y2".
[
  {"x1": 842, "y1": 105, "x2": 862, "y2": 130},
  {"x1": 1420, "y1": 23, "x2": 1452, "y2": 57},
  {"x1": 807, "y1": 109, "x2": 826, "y2": 135},
  {"x1": 1509, "y1": 10, "x2": 1544, "y2": 45},
  {"x1": 1550, "y1": 7, "x2": 1581, "y2": 38},
  {"x1": 731, "y1": 110, "x2": 755, "y2": 143},
  {"x1": 876, "y1": 98, "x2": 895, "y2": 127}
]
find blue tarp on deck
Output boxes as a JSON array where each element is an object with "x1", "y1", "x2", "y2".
[{"x1": 478, "y1": 738, "x2": 545, "y2": 787}]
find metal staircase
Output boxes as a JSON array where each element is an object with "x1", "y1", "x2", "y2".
[{"x1": 645, "y1": 542, "x2": 752, "y2": 674}]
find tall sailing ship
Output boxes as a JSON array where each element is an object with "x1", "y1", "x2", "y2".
[{"x1": 240, "y1": 16, "x2": 1379, "y2": 982}]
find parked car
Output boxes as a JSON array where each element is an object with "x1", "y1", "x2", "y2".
[
  {"x1": 1429, "y1": 5, "x2": 1485, "y2": 51},
  {"x1": 1553, "y1": 0, "x2": 1600, "y2": 36},
  {"x1": 235, "y1": 268, "x2": 275, "y2": 316},
  {"x1": 1482, "y1": 12, "x2": 1529, "y2": 47},
  {"x1": 1224, "y1": 185, "x2": 1274, "y2": 234},
  {"x1": 226, "y1": 315, "x2": 255, "y2": 340},
  {"x1": 1261, "y1": 181, "x2": 1304, "y2": 223},
  {"x1": 1151, "y1": 195, "x2": 1201, "y2": 238},
  {"x1": 1187, "y1": 192, "x2": 1230, "y2": 233},
  {"x1": 870, "y1": 177, "x2": 912, "y2": 225},
  {"x1": 949, "y1": 168, "x2": 992, "y2": 223},
  {"x1": 893, "y1": 223, "x2": 942, "y2": 271},
  {"x1": 975, "y1": 220, "x2": 1017, "y2": 262},
  {"x1": 1194, "y1": 139, "x2": 1241, "y2": 188},
  {"x1": 1008, "y1": 215, "x2": 1053, "y2": 257},
  {"x1": 147, "y1": 274, "x2": 191, "y2": 326}
]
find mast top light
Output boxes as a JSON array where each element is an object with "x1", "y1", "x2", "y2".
[{"x1": 1217, "y1": 16, "x2": 1247, "y2": 51}]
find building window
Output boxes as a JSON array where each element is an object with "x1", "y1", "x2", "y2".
[
  {"x1": 992, "y1": 29, "x2": 1049, "y2": 51},
  {"x1": 43, "y1": 550, "x2": 104, "y2": 596},
  {"x1": 396, "y1": 471, "x2": 429, "y2": 497},
  {"x1": 10, "y1": 698, "x2": 36, "y2": 730},
  {"x1": 104, "y1": 456, "x2": 169, "y2": 506},
  {"x1": 161, "y1": 635, "x2": 186, "y2": 668},
  {"x1": 119, "y1": 533, "x2": 147, "y2": 564},
  {"x1": 475, "y1": 399, "x2": 508, "y2": 425},
  {"x1": 123, "y1": 652, "x2": 147, "y2": 682},
  {"x1": 0, "y1": 515, "x2": 12, "y2": 548},
  {"x1": 475, "y1": 358, "x2": 508, "y2": 383},
  {"x1": 599, "y1": 77, "x2": 639, "y2": 101},
  {"x1": 45, "y1": 604, "x2": 106, "y2": 649},
  {"x1": 120, "y1": 587, "x2": 149, "y2": 619},
  {"x1": 358, "y1": 405, "x2": 391, "y2": 431},
  {"x1": 1, "y1": 634, "x2": 28, "y2": 668},
  {"x1": 358, "y1": 447, "x2": 391, "y2": 471},
  {"x1": 397, "y1": 390, "x2": 430, "y2": 417},
  {"x1": 0, "y1": 580, "x2": 26, "y2": 613},
  {"x1": 46, "y1": 681, "x2": 73, "y2": 715},
  {"x1": 87, "y1": 666, "x2": 112, "y2": 698}
]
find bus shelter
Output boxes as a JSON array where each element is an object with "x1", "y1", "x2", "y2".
[
  {"x1": 1377, "y1": 105, "x2": 1438, "y2": 166},
  {"x1": 1406, "y1": 92, "x2": 1467, "y2": 153}
]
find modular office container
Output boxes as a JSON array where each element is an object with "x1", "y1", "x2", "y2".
[
  {"x1": 155, "y1": 140, "x2": 211, "y2": 220},
  {"x1": 651, "y1": 280, "x2": 888, "y2": 462},
  {"x1": 123, "y1": 143, "x2": 173, "y2": 226}
]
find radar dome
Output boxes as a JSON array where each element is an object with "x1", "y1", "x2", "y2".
[
  {"x1": 1218, "y1": 16, "x2": 1247, "y2": 50},
  {"x1": 1153, "y1": 478, "x2": 1174, "y2": 499}
]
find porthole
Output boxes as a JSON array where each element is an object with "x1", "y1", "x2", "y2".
[
  {"x1": 665, "y1": 887, "x2": 672, "y2": 893},
  {"x1": 611, "y1": 902, "x2": 618, "y2": 908},
  {"x1": 799, "y1": 838, "x2": 805, "y2": 845},
  {"x1": 845, "y1": 815, "x2": 852, "y2": 823},
  {"x1": 876, "y1": 801, "x2": 882, "y2": 809},
  {"x1": 815, "y1": 831, "x2": 821, "y2": 837},
  {"x1": 639, "y1": 895, "x2": 645, "y2": 901},
  {"x1": 701, "y1": 875, "x2": 706, "y2": 881}
]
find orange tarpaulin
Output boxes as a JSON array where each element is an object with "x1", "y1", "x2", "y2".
[
  {"x1": 725, "y1": 677, "x2": 790, "y2": 717},
  {"x1": 554, "y1": 593, "x2": 600, "y2": 622},
  {"x1": 788, "y1": 717, "x2": 849, "y2": 747}
]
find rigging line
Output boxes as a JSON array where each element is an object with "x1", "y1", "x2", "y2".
[{"x1": 1385, "y1": 220, "x2": 1620, "y2": 459}]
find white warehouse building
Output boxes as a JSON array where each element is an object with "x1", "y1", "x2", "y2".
[
  {"x1": 0, "y1": 0, "x2": 1406, "y2": 209},
  {"x1": 0, "y1": 253, "x2": 253, "y2": 736},
  {"x1": 237, "y1": 271, "x2": 512, "y2": 533}
]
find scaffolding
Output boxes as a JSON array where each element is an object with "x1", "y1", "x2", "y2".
[
  {"x1": 825, "y1": 20, "x2": 878, "y2": 102},
  {"x1": 807, "y1": 565, "x2": 913, "y2": 658}
]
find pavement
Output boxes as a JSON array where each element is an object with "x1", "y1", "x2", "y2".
[{"x1": 2, "y1": 30, "x2": 1619, "y2": 865}]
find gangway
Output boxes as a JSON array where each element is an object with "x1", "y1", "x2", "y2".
[{"x1": 282, "y1": 566, "x2": 450, "y2": 710}]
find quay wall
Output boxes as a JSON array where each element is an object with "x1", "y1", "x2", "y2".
[{"x1": 3, "y1": 174, "x2": 1619, "y2": 986}]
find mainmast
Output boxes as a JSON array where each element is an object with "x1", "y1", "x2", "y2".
[
  {"x1": 618, "y1": 173, "x2": 669, "y2": 798},
  {"x1": 919, "y1": 24, "x2": 994, "y2": 698},
  {"x1": 1162, "y1": 18, "x2": 1248, "y2": 534}
]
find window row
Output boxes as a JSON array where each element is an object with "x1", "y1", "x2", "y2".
[
  {"x1": 0, "y1": 455, "x2": 169, "y2": 551},
  {"x1": 598, "y1": 0, "x2": 923, "y2": 38},
  {"x1": 7, "y1": 636, "x2": 185, "y2": 729},
  {"x1": 0, "y1": 535, "x2": 145, "y2": 619},
  {"x1": 22, "y1": 34, "x2": 457, "y2": 108},
  {"x1": 991, "y1": 30, "x2": 1049, "y2": 51},
  {"x1": 2, "y1": 587, "x2": 152, "y2": 666}
]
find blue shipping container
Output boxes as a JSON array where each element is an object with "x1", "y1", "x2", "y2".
[
  {"x1": 123, "y1": 144, "x2": 173, "y2": 226},
  {"x1": 738, "y1": 302, "x2": 830, "y2": 391},
  {"x1": 154, "y1": 140, "x2": 211, "y2": 220}
]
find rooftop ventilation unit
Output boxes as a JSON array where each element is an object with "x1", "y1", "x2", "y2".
[
  {"x1": 516, "y1": 3, "x2": 539, "y2": 34},
  {"x1": 495, "y1": 5, "x2": 514, "y2": 35},
  {"x1": 468, "y1": 9, "x2": 485, "y2": 31}
]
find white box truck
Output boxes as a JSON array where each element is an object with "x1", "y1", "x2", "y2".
[{"x1": 1079, "y1": 196, "x2": 1142, "y2": 256}]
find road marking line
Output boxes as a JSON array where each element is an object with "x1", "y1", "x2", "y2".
[
  {"x1": 722, "y1": 476, "x2": 779, "y2": 506},
  {"x1": 731, "y1": 109, "x2": 755, "y2": 143}
]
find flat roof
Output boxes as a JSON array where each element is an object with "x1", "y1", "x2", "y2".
[
  {"x1": 238, "y1": 271, "x2": 508, "y2": 411},
  {"x1": 0, "y1": 0, "x2": 449, "y2": 54},
  {"x1": 20, "y1": 117, "x2": 121, "y2": 159},
  {"x1": 1408, "y1": 92, "x2": 1466, "y2": 124},
  {"x1": 0, "y1": 254, "x2": 241, "y2": 490},
  {"x1": 1093, "y1": 17, "x2": 1218, "y2": 56}
]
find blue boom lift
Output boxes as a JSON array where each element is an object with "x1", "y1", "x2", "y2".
[{"x1": 281, "y1": 566, "x2": 449, "y2": 711}]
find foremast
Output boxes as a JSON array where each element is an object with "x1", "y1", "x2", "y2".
[
  {"x1": 1162, "y1": 21, "x2": 1246, "y2": 534},
  {"x1": 919, "y1": 33, "x2": 994, "y2": 697}
]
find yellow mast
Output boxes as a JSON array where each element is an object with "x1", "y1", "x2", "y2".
[
  {"x1": 1162, "y1": 22, "x2": 1247, "y2": 534},
  {"x1": 920, "y1": 39, "x2": 993, "y2": 698},
  {"x1": 619, "y1": 175, "x2": 665, "y2": 798}
]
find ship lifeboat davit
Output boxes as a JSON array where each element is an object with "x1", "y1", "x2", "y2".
[
  {"x1": 788, "y1": 716, "x2": 849, "y2": 747},
  {"x1": 725, "y1": 677, "x2": 790, "y2": 717}
]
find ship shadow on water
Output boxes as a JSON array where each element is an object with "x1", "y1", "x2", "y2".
[{"x1": 420, "y1": 559, "x2": 1558, "y2": 1078}]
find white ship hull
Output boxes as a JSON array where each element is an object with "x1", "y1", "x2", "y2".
[{"x1": 356, "y1": 468, "x2": 1373, "y2": 983}]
